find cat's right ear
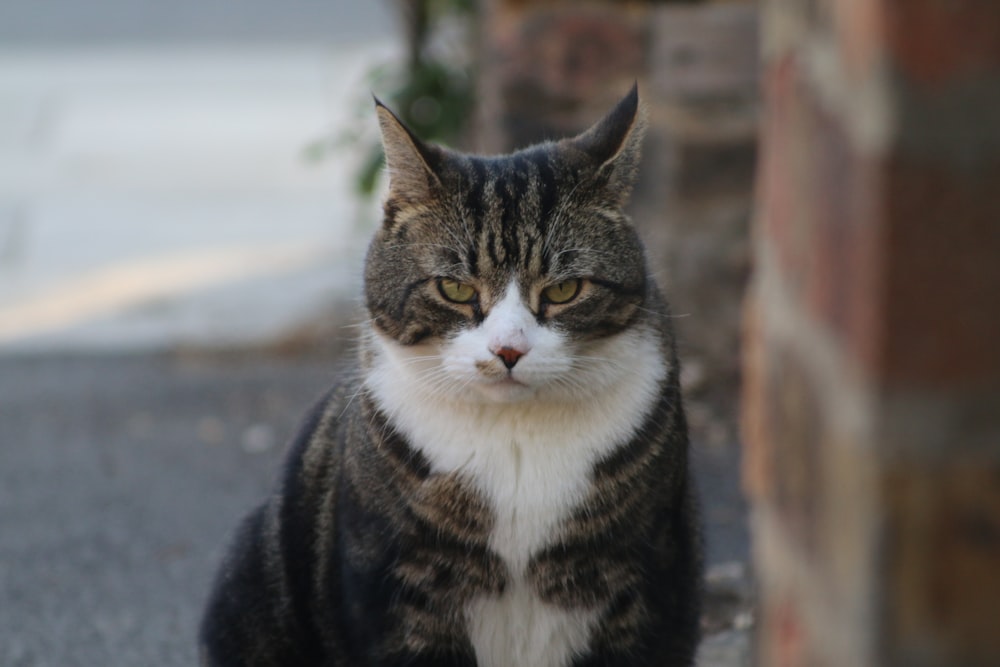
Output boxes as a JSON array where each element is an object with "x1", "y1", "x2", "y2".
[
  {"x1": 566, "y1": 84, "x2": 646, "y2": 207},
  {"x1": 374, "y1": 98, "x2": 443, "y2": 201}
]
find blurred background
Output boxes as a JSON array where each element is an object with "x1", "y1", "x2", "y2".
[
  {"x1": 0, "y1": 1, "x2": 756, "y2": 664},
  {"x1": 5, "y1": 0, "x2": 996, "y2": 666},
  {"x1": 0, "y1": 0, "x2": 396, "y2": 351},
  {"x1": 0, "y1": 1, "x2": 755, "y2": 664}
]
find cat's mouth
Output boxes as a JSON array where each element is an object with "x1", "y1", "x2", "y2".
[
  {"x1": 491, "y1": 374, "x2": 526, "y2": 387},
  {"x1": 472, "y1": 373, "x2": 535, "y2": 402}
]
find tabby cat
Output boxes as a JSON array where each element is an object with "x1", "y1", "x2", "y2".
[{"x1": 200, "y1": 85, "x2": 702, "y2": 666}]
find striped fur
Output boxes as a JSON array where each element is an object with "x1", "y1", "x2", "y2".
[{"x1": 200, "y1": 86, "x2": 702, "y2": 666}]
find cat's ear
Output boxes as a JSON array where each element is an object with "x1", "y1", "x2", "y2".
[
  {"x1": 569, "y1": 84, "x2": 646, "y2": 206},
  {"x1": 374, "y1": 98, "x2": 443, "y2": 201}
]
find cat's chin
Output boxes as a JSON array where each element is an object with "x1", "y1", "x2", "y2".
[{"x1": 469, "y1": 377, "x2": 538, "y2": 404}]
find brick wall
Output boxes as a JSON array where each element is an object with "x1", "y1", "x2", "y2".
[{"x1": 745, "y1": 1, "x2": 1000, "y2": 665}]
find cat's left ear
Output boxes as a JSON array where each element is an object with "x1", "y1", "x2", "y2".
[{"x1": 568, "y1": 84, "x2": 646, "y2": 206}]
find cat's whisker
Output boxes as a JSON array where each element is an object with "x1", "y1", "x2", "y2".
[
  {"x1": 547, "y1": 374, "x2": 593, "y2": 401},
  {"x1": 550, "y1": 246, "x2": 621, "y2": 263},
  {"x1": 543, "y1": 178, "x2": 587, "y2": 255},
  {"x1": 383, "y1": 242, "x2": 464, "y2": 253},
  {"x1": 631, "y1": 304, "x2": 689, "y2": 320},
  {"x1": 569, "y1": 353, "x2": 627, "y2": 364},
  {"x1": 439, "y1": 262, "x2": 469, "y2": 276},
  {"x1": 572, "y1": 362, "x2": 632, "y2": 379},
  {"x1": 450, "y1": 374, "x2": 483, "y2": 400},
  {"x1": 339, "y1": 383, "x2": 368, "y2": 419},
  {"x1": 409, "y1": 365, "x2": 468, "y2": 400},
  {"x1": 340, "y1": 319, "x2": 376, "y2": 331},
  {"x1": 406, "y1": 372, "x2": 451, "y2": 396},
  {"x1": 417, "y1": 373, "x2": 459, "y2": 397},
  {"x1": 420, "y1": 210, "x2": 476, "y2": 265},
  {"x1": 395, "y1": 354, "x2": 444, "y2": 365}
]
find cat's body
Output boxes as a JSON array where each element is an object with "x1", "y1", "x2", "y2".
[{"x1": 201, "y1": 87, "x2": 702, "y2": 666}]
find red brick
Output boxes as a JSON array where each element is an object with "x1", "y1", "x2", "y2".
[
  {"x1": 758, "y1": 53, "x2": 1000, "y2": 391},
  {"x1": 480, "y1": 4, "x2": 646, "y2": 149},
  {"x1": 758, "y1": 55, "x2": 810, "y2": 281},
  {"x1": 830, "y1": 0, "x2": 887, "y2": 82},
  {"x1": 799, "y1": 101, "x2": 884, "y2": 378},
  {"x1": 879, "y1": 158, "x2": 1000, "y2": 390},
  {"x1": 497, "y1": 8, "x2": 642, "y2": 101},
  {"x1": 885, "y1": 461, "x2": 1000, "y2": 665},
  {"x1": 773, "y1": 594, "x2": 808, "y2": 667},
  {"x1": 883, "y1": 0, "x2": 1000, "y2": 87},
  {"x1": 756, "y1": 55, "x2": 888, "y2": 376},
  {"x1": 741, "y1": 321, "x2": 825, "y2": 553},
  {"x1": 751, "y1": 1, "x2": 1000, "y2": 665},
  {"x1": 741, "y1": 290, "x2": 769, "y2": 501}
]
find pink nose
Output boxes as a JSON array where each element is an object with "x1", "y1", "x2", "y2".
[{"x1": 495, "y1": 346, "x2": 525, "y2": 369}]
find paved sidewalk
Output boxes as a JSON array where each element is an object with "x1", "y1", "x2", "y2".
[{"x1": 0, "y1": 43, "x2": 393, "y2": 353}]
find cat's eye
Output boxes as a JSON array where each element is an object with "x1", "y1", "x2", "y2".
[
  {"x1": 542, "y1": 279, "x2": 582, "y2": 305},
  {"x1": 437, "y1": 278, "x2": 478, "y2": 304}
]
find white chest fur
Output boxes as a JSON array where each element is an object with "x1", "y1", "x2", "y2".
[{"x1": 366, "y1": 327, "x2": 666, "y2": 667}]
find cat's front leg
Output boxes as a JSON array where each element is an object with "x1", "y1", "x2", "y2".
[{"x1": 200, "y1": 503, "x2": 325, "y2": 666}]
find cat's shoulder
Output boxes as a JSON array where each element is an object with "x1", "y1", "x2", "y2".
[{"x1": 279, "y1": 364, "x2": 364, "y2": 486}]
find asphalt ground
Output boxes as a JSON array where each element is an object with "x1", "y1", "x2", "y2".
[
  {"x1": 0, "y1": 350, "x2": 335, "y2": 665},
  {"x1": 0, "y1": 345, "x2": 749, "y2": 666}
]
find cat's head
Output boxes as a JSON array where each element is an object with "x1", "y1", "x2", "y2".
[{"x1": 365, "y1": 86, "x2": 656, "y2": 405}]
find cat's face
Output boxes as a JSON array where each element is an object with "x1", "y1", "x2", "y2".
[{"x1": 365, "y1": 88, "x2": 652, "y2": 404}]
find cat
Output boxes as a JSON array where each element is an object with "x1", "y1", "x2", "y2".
[{"x1": 199, "y1": 84, "x2": 702, "y2": 667}]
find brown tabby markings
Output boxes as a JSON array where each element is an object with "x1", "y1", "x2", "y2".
[{"x1": 199, "y1": 86, "x2": 702, "y2": 667}]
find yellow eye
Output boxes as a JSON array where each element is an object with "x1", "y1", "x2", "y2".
[
  {"x1": 542, "y1": 279, "x2": 582, "y2": 305},
  {"x1": 438, "y1": 278, "x2": 477, "y2": 304}
]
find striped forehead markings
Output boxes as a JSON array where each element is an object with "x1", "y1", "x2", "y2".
[
  {"x1": 456, "y1": 150, "x2": 564, "y2": 276},
  {"x1": 465, "y1": 158, "x2": 488, "y2": 239}
]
